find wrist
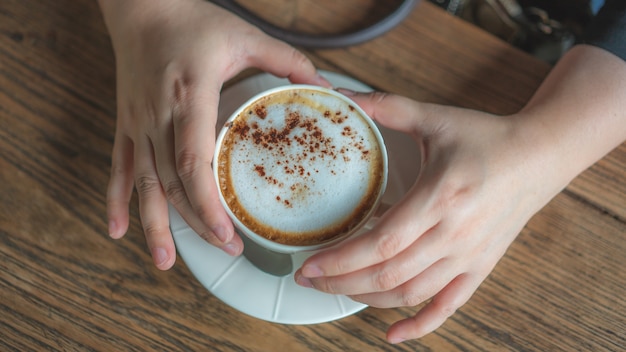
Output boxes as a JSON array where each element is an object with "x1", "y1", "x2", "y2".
[
  {"x1": 97, "y1": 0, "x2": 190, "y2": 37},
  {"x1": 510, "y1": 45, "x2": 626, "y2": 192}
]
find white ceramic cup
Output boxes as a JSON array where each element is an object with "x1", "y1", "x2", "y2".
[{"x1": 213, "y1": 85, "x2": 388, "y2": 254}]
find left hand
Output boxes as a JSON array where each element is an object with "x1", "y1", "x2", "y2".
[{"x1": 294, "y1": 91, "x2": 563, "y2": 343}]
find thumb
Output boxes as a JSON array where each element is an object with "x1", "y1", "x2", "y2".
[
  {"x1": 338, "y1": 89, "x2": 446, "y2": 137},
  {"x1": 248, "y1": 36, "x2": 332, "y2": 88}
]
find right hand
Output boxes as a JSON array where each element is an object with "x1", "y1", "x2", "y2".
[{"x1": 99, "y1": 0, "x2": 330, "y2": 270}]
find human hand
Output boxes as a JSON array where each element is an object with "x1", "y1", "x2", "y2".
[
  {"x1": 294, "y1": 91, "x2": 566, "y2": 343},
  {"x1": 294, "y1": 46, "x2": 626, "y2": 343},
  {"x1": 99, "y1": 0, "x2": 330, "y2": 270}
]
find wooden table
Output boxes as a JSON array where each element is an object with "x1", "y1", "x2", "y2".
[{"x1": 1, "y1": 0, "x2": 624, "y2": 350}]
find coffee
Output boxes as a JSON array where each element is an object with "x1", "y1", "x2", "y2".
[{"x1": 215, "y1": 86, "x2": 386, "y2": 247}]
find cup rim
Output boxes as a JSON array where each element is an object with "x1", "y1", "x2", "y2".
[{"x1": 213, "y1": 84, "x2": 388, "y2": 253}]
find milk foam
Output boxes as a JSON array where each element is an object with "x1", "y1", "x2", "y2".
[{"x1": 218, "y1": 88, "x2": 384, "y2": 245}]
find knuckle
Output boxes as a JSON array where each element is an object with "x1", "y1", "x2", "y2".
[
  {"x1": 434, "y1": 176, "x2": 473, "y2": 215},
  {"x1": 399, "y1": 288, "x2": 427, "y2": 307},
  {"x1": 175, "y1": 150, "x2": 203, "y2": 180},
  {"x1": 432, "y1": 295, "x2": 462, "y2": 318},
  {"x1": 329, "y1": 256, "x2": 351, "y2": 276},
  {"x1": 437, "y1": 301, "x2": 459, "y2": 319},
  {"x1": 163, "y1": 180, "x2": 187, "y2": 206},
  {"x1": 372, "y1": 266, "x2": 402, "y2": 292},
  {"x1": 135, "y1": 174, "x2": 162, "y2": 196},
  {"x1": 142, "y1": 222, "x2": 168, "y2": 240},
  {"x1": 169, "y1": 74, "x2": 210, "y2": 117},
  {"x1": 171, "y1": 74, "x2": 193, "y2": 107},
  {"x1": 372, "y1": 231, "x2": 403, "y2": 261}
]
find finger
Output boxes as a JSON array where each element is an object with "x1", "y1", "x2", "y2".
[
  {"x1": 338, "y1": 90, "x2": 446, "y2": 137},
  {"x1": 151, "y1": 114, "x2": 241, "y2": 256},
  {"x1": 171, "y1": 81, "x2": 243, "y2": 256},
  {"x1": 386, "y1": 273, "x2": 481, "y2": 344},
  {"x1": 247, "y1": 37, "x2": 331, "y2": 87},
  {"x1": 106, "y1": 133, "x2": 134, "y2": 239},
  {"x1": 348, "y1": 256, "x2": 456, "y2": 308},
  {"x1": 299, "y1": 191, "x2": 440, "y2": 279},
  {"x1": 134, "y1": 137, "x2": 177, "y2": 270},
  {"x1": 296, "y1": 224, "x2": 446, "y2": 295}
]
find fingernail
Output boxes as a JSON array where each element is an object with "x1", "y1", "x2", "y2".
[
  {"x1": 295, "y1": 273, "x2": 314, "y2": 288},
  {"x1": 108, "y1": 219, "x2": 125, "y2": 239},
  {"x1": 222, "y1": 242, "x2": 240, "y2": 256},
  {"x1": 212, "y1": 225, "x2": 230, "y2": 243},
  {"x1": 389, "y1": 337, "x2": 406, "y2": 344},
  {"x1": 336, "y1": 88, "x2": 357, "y2": 96},
  {"x1": 153, "y1": 247, "x2": 169, "y2": 266},
  {"x1": 108, "y1": 219, "x2": 117, "y2": 238},
  {"x1": 302, "y1": 264, "x2": 323, "y2": 278},
  {"x1": 316, "y1": 73, "x2": 333, "y2": 88}
]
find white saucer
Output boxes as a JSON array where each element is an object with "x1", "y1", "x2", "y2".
[{"x1": 169, "y1": 71, "x2": 420, "y2": 325}]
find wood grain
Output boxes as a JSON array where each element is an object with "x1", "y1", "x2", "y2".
[{"x1": 1, "y1": 0, "x2": 624, "y2": 351}]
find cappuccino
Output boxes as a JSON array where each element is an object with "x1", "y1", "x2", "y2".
[{"x1": 215, "y1": 86, "x2": 387, "y2": 248}]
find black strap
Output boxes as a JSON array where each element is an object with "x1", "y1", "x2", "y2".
[
  {"x1": 208, "y1": 0, "x2": 419, "y2": 49},
  {"x1": 583, "y1": 0, "x2": 626, "y2": 61}
]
